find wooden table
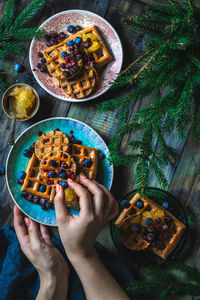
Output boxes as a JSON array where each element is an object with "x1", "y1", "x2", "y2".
[{"x1": 0, "y1": 1, "x2": 199, "y2": 299}]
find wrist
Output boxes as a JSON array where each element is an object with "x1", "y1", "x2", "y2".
[
  {"x1": 38, "y1": 272, "x2": 68, "y2": 300},
  {"x1": 68, "y1": 246, "x2": 97, "y2": 266}
]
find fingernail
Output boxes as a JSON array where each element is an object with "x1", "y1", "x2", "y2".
[
  {"x1": 56, "y1": 184, "x2": 60, "y2": 193},
  {"x1": 24, "y1": 217, "x2": 30, "y2": 226},
  {"x1": 80, "y1": 175, "x2": 86, "y2": 180},
  {"x1": 68, "y1": 178, "x2": 73, "y2": 183}
]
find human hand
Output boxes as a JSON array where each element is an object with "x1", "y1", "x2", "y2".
[
  {"x1": 13, "y1": 205, "x2": 69, "y2": 289},
  {"x1": 54, "y1": 176, "x2": 118, "y2": 260}
]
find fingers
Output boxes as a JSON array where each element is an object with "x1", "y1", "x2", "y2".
[
  {"x1": 54, "y1": 184, "x2": 69, "y2": 224},
  {"x1": 67, "y1": 178, "x2": 93, "y2": 217},
  {"x1": 98, "y1": 184, "x2": 119, "y2": 219},
  {"x1": 40, "y1": 224, "x2": 54, "y2": 247},
  {"x1": 79, "y1": 176, "x2": 105, "y2": 216},
  {"x1": 25, "y1": 218, "x2": 41, "y2": 250},
  {"x1": 14, "y1": 205, "x2": 28, "y2": 243}
]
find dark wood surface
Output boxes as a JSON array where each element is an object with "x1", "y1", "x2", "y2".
[{"x1": 0, "y1": 1, "x2": 200, "y2": 299}]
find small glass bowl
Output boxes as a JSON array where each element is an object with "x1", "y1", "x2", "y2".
[{"x1": 2, "y1": 83, "x2": 40, "y2": 121}]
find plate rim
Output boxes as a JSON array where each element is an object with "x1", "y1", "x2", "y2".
[
  {"x1": 29, "y1": 9, "x2": 123, "y2": 103},
  {"x1": 6, "y1": 117, "x2": 114, "y2": 226}
]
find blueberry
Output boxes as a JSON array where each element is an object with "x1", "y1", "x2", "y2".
[
  {"x1": 74, "y1": 37, "x2": 82, "y2": 44},
  {"x1": 38, "y1": 185, "x2": 46, "y2": 192},
  {"x1": 58, "y1": 172, "x2": 67, "y2": 179},
  {"x1": 68, "y1": 46, "x2": 74, "y2": 52},
  {"x1": 162, "y1": 224, "x2": 168, "y2": 231},
  {"x1": 59, "y1": 32, "x2": 66, "y2": 39},
  {"x1": 38, "y1": 52, "x2": 43, "y2": 57},
  {"x1": 75, "y1": 25, "x2": 81, "y2": 31},
  {"x1": 155, "y1": 217, "x2": 161, "y2": 224},
  {"x1": 135, "y1": 200, "x2": 144, "y2": 209},
  {"x1": 48, "y1": 170, "x2": 57, "y2": 178},
  {"x1": 83, "y1": 159, "x2": 93, "y2": 168},
  {"x1": 23, "y1": 149, "x2": 33, "y2": 158},
  {"x1": 49, "y1": 31, "x2": 58, "y2": 38},
  {"x1": 67, "y1": 39, "x2": 74, "y2": 46},
  {"x1": 162, "y1": 201, "x2": 169, "y2": 209},
  {"x1": 27, "y1": 194, "x2": 33, "y2": 202},
  {"x1": 67, "y1": 25, "x2": 75, "y2": 33},
  {"x1": 98, "y1": 152, "x2": 105, "y2": 160},
  {"x1": 17, "y1": 179, "x2": 24, "y2": 185},
  {"x1": 60, "y1": 182, "x2": 68, "y2": 189},
  {"x1": 37, "y1": 63, "x2": 42, "y2": 69},
  {"x1": 145, "y1": 217, "x2": 153, "y2": 226},
  {"x1": 120, "y1": 200, "x2": 130, "y2": 209},
  {"x1": 131, "y1": 223, "x2": 140, "y2": 232},
  {"x1": 14, "y1": 63, "x2": 23, "y2": 72},
  {"x1": 61, "y1": 51, "x2": 68, "y2": 58},
  {"x1": 60, "y1": 63, "x2": 66, "y2": 69},
  {"x1": 82, "y1": 42, "x2": 88, "y2": 48},
  {"x1": 17, "y1": 171, "x2": 26, "y2": 180},
  {"x1": 21, "y1": 191, "x2": 28, "y2": 198},
  {"x1": 45, "y1": 201, "x2": 52, "y2": 209},
  {"x1": 33, "y1": 196, "x2": 40, "y2": 204},
  {"x1": 40, "y1": 198, "x2": 46, "y2": 206},
  {"x1": 46, "y1": 40, "x2": 51, "y2": 47},
  {"x1": 40, "y1": 65, "x2": 47, "y2": 73},
  {"x1": 146, "y1": 233, "x2": 154, "y2": 241},
  {"x1": 49, "y1": 160, "x2": 58, "y2": 167},
  {"x1": 0, "y1": 167, "x2": 5, "y2": 176},
  {"x1": 40, "y1": 57, "x2": 46, "y2": 64}
]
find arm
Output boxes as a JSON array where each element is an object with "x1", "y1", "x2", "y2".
[
  {"x1": 13, "y1": 205, "x2": 69, "y2": 300},
  {"x1": 54, "y1": 177, "x2": 130, "y2": 300}
]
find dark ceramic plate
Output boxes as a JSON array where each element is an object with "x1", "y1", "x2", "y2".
[{"x1": 110, "y1": 188, "x2": 188, "y2": 265}]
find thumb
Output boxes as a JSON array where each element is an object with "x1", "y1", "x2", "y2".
[{"x1": 54, "y1": 184, "x2": 68, "y2": 224}]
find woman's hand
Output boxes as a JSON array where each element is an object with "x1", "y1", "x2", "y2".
[
  {"x1": 54, "y1": 176, "x2": 118, "y2": 260},
  {"x1": 13, "y1": 205, "x2": 69, "y2": 300}
]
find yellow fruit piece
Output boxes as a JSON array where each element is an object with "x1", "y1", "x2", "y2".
[
  {"x1": 64, "y1": 188, "x2": 78, "y2": 203},
  {"x1": 9, "y1": 86, "x2": 36, "y2": 119},
  {"x1": 130, "y1": 214, "x2": 141, "y2": 224},
  {"x1": 82, "y1": 33, "x2": 98, "y2": 42},
  {"x1": 152, "y1": 209, "x2": 165, "y2": 220},
  {"x1": 88, "y1": 41, "x2": 101, "y2": 53},
  {"x1": 88, "y1": 69, "x2": 94, "y2": 78}
]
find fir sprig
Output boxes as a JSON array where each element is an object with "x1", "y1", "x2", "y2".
[
  {"x1": 98, "y1": 0, "x2": 200, "y2": 195},
  {"x1": 126, "y1": 263, "x2": 200, "y2": 299},
  {"x1": 0, "y1": 0, "x2": 46, "y2": 91}
]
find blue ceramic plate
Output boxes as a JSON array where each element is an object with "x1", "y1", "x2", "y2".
[{"x1": 6, "y1": 118, "x2": 114, "y2": 226}]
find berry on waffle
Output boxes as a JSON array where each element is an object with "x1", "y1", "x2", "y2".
[{"x1": 70, "y1": 143, "x2": 99, "y2": 179}]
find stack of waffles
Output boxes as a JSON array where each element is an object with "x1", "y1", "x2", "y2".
[
  {"x1": 21, "y1": 130, "x2": 99, "y2": 209},
  {"x1": 115, "y1": 193, "x2": 186, "y2": 260},
  {"x1": 42, "y1": 26, "x2": 113, "y2": 99}
]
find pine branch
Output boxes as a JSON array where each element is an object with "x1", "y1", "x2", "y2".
[
  {"x1": 15, "y1": 28, "x2": 45, "y2": 40},
  {"x1": 13, "y1": 0, "x2": 45, "y2": 28},
  {"x1": 4, "y1": 0, "x2": 15, "y2": 30}
]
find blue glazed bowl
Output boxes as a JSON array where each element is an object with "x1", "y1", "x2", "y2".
[{"x1": 6, "y1": 118, "x2": 114, "y2": 226}]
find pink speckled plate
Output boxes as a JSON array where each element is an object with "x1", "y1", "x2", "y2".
[{"x1": 29, "y1": 10, "x2": 123, "y2": 102}]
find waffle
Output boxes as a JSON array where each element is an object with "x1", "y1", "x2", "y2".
[
  {"x1": 70, "y1": 143, "x2": 99, "y2": 179},
  {"x1": 21, "y1": 153, "x2": 79, "y2": 208},
  {"x1": 59, "y1": 66, "x2": 98, "y2": 99},
  {"x1": 39, "y1": 150, "x2": 77, "y2": 178},
  {"x1": 34, "y1": 130, "x2": 70, "y2": 160},
  {"x1": 115, "y1": 193, "x2": 186, "y2": 260},
  {"x1": 42, "y1": 25, "x2": 113, "y2": 71}
]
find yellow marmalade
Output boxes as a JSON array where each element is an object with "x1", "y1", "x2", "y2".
[{"x1": 8, "y1": 86, "x2": 36, "y2": 119}]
